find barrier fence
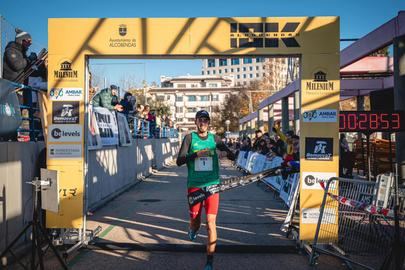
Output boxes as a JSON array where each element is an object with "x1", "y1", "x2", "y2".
[
  {"x1": 236, "y1": 151, "x2": 300, "y2": 208},
  {"x1": 310, "y1": 177, "x2": 405, "y2": 270},
  {"x1": 237, "y1": 150, "x2": 404, "y2": 269}
]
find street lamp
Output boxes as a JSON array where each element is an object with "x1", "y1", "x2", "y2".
[
  {"x1": 225, "y1": 119, "x2": 231, "y2": 142},
  {"x1": 225, "y1": 119, "x2": 231, "y2": 132}
]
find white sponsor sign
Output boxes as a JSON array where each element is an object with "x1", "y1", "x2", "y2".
[
  {"x1": 301, "y1": 207, "x2": 337, "y2": 224},
  {"x1": 93, "y1": 107, "x2": 119, "y2": 146},
  {"x1": 302, "y1": 172, "x2": 337, "y2": 190},
  {"x1": 48, "y1": 124, "x2": 82, "y2": 142},
  {"x1": 303, "y1": 109, "x2": 337, "y2": 123},
  {"x1": 49, "y1": 88, "x2": 83, "y2": 101},
  {"x1": 48, "y1": 144, "x2": 82, "y2": 159}
]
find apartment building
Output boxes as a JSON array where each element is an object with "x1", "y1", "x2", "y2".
[
  {"x1": 148, "y1": 75, "x2": 240, "y2": 131},
  {"x1": 201, "y1": 57, "x2": 293, "y2": 91}
]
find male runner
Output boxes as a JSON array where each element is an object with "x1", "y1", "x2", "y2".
[{"x1": 176, "y1": 110, "x2": 235, "y2": 270}]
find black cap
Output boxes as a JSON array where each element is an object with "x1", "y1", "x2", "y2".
[
  {"x1": 195, "y1": 110, "x2": 210, "y2": 120},
  {"x1": 110, "y1": 84, "x2": 118, "y2": 90}
]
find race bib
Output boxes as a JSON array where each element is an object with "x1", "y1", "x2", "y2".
[{"x1": 195, "y1": 157, "x2": 213, "y2": 171}]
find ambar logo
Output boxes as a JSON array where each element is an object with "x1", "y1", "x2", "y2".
[
  {"x1": 54, "y1": 61, "x2": 78, "y2": 79},
  {"x1": 230, "y1": 22, "x2": 300, "y2": 48}
]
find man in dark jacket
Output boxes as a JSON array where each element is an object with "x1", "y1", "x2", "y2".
[{"x1": 3, "y1": 29, "x2": 36, "y2": 82}]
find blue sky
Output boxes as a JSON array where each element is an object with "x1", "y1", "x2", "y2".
[{"x1": 1, "y1": 0, "x2": 404, "y2": 86}]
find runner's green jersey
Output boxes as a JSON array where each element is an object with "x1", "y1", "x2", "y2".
[{"x1": 187, "y1": 132, "x2": 220, "y2": 188}]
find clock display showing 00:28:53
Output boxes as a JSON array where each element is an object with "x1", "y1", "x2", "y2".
[{"x1": 339, "y1": 111, "x2": 405, "y2": 133}]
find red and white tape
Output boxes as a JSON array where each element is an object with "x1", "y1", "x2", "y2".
[{"x1": 319, "y1": 181, "x2": 398, "y2": 219}]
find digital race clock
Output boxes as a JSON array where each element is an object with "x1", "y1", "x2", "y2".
[{"x1": 339, "y1": 111, "x2": 405, "y2": 134}]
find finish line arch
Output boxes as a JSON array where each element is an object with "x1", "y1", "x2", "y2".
[{"x1": 47, "y1": 17, "x2": 340, "y2": 242}]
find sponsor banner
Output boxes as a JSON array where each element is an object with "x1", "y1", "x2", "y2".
[
  {"x1": 49, "y1": 124, "x2": 82, "y2": 142},
  {"x1": 50, "y1": 88, "x2": 83, "y2": 101},
  {"x1": 93, "y1": 107, "x2": 119, "y2": 146},
  {"x1": 301, "y1": 207, "x2": 337, "y2": 224},
  {"x1": 52, "y1": 101, "x2": 80, "y2": 124},
  {"x1": 305, "y1": 137, "x2": 333, "y2": 161},
  {"x1": 48, "y1": 144, "x2": 82, "y2": 159},
  {"x1": 302, "y1": 172, "x2": 337, "y2": 190},
  {"x1": 87, "y1": 106, "x2": 102, "y2": 150},
  {"x1": 53, "y1": 60, "x2": 78, "y2": 81},
  {"x1": 304, "y1": 70, "x2": 336, "y2": 96},
  {"x1": 302, "y1": 109, "x2": 337, "y2": 123},
  {"x1": 116, "y1": 112, "x2": 132, "y2": 146}
]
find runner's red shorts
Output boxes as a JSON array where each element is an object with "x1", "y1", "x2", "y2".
[{"x1": 187, "y1": 187, "x2": 219, "y2": 219}]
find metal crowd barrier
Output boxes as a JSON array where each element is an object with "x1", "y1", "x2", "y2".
[
  {"x1": 310, "y1": 177, "x2": 405, "y2": 270},
  {"x1": 235, "y1": 151, "x2": 300, "y2": 208}
]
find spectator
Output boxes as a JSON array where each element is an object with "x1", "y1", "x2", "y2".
[
  {"x1": 340, "y1": 133, "x2": 353, "y2": 178},
  {"x1": 92, "y1": 84, "x2": 123, "y2": 112},
  {"x1": 120, "y1": 92, "x2": 135, "y2": 116},
  {"x1": 3, "y1": 29, "x2": 37, "y2": 82},
  {"x1": 272, "y1": 121, "x2": 294, "y2": 155},
  {"x1": 252, "y1": 130, "x2": 263, "y2": 151},
  {"x1": 136, "y1": 104, "x2": 144, "y2": 118}
]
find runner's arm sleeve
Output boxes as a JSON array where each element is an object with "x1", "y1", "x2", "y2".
[
  {"x1": 176, "y1": 134, "x2": 198, "y2": 166},
  {"x1": 215, "y1": 136, "x2": 236, "y2": 161}
]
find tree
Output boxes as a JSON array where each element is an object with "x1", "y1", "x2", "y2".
[{"x1": 211, "y1": 93, "x2": 247, "y2": 135}]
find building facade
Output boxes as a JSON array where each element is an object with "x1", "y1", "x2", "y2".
[
  {"x1": 201, "y1": 57, "x2": 293, "y2": 90},
  {"x1": 148, "y1": 75, "x2": 240, "y2": 131}
]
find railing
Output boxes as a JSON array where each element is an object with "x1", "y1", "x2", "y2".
[{"x1": 0, "y1": 78, "x2": 44, "y2": 142}]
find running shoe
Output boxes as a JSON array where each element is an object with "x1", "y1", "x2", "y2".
[{"x1": 188, "y1": 228, "x2": 198, "y2": 241}]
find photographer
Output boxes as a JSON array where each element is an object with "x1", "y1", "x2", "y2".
[{"x1": 3, "y1": 29, "x2": 37, "y2": 82}]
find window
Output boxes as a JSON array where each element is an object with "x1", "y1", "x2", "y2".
[
  {"x1": 166, "y1": 95, "x2": 171, "y2": 100},
  {"x1": 256, "y1": 57, "x2": 265, "y2": 63},
  {"x1": 250, "y1": 74, "x2": 253, "y2": 78},
  {"x1": 237, "y1": 68, "x2": 240, "y2": 72},
  {"x1": 249, "y1": 66, "x2": 253, "y2": 71},
  {"x1": 187, "y1": 107, "x2": 197, "y2": 113},
  {"x1": 256, "y1": 73, "x2": 260, "y2": 77},
  {"x1": 231, "y1": 68, "x2": 234, "y2": 72},
  {"x1": 219, "y1": 58, "x2": 227, "y2": 66},
  {"x1": 157, "y1": 95, "x2": 165, "y2": 101},
  {"x1": 243, "y1": 57, "x2": 252, "y2": 64},
  {"x1": 243, "y1": 67, "x2": 246, "y2": 72},
  {"x1": 208, "y1": 59, "x2": 216, "y2": 67},
  {"x1": 213, "y1": 70, "x2": 216, "y2": 74},
  {"x1": 231, "y1": 58, "x2": 240, "y2": 65},
  {"x1": 219, "y1": 69, "x2": 222, "y2": 74},
  {"x1": 243, "y1": 81, "x2": 247, "y2": 85},
  {"x1": 176, "y1": 96, "x2": 183, "y2": 102},
  {"x1": 212, "y1": 95, "x2": 219, "y2": 101},
  {"x1": 177, "y1": 83, "x2": 186, "y2": 88},
  {"x1": 208, "y1": 83, "x2": 218, "y2": 88},
  {"x1": 263, "y1": 73, "x2": 266, "y2": 77},
  {"x1": 225, "y1": 68, "x2": 228, "y2": 73},
  {"x1": 187, "y1": 118, "x2": 195, "y2": 122},
  {"x1": 177, "y1": 118, "x2": 183, "y2": 122},
  {"x1": 191, "y1": 83, "x2": 199, "y2": 87},
  {"x1": 237, "y1": 75, "x2": 240, "y2": 79},
  {"x1": 188, "y1": 95, "x2": 197, "y2": 101},
  {"x1": 243, "y1": 74, "x2": 246, "y2": 79},
  {"x1": 202, "y1": 71, "x2": 204, "y2": 75},
  {"x1": 256, "y1": 66, "x2": 260, "y2": 70},
  {"x1": 200, "y1": 95, "x2": 210, "y2": 101},
  {"x1": 207, "y1": 70, "x2": 210, "y2": 75},
  {"x1": 176, "y1": 107, "x2": 183, "y2": 113}
]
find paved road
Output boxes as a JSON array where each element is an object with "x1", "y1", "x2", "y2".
[{"x1": 10, "y1": 160, "x2": 345, "y2": 269}]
